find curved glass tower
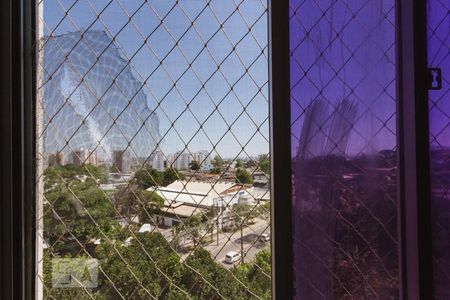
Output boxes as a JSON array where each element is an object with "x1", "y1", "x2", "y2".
[{"x1": 43, "y1": 30, "x2": 160, "y2": 161}]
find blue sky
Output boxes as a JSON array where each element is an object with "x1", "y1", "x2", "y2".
[{"x1": 43, "y1": 0, "x2": 269, "y2": 159}]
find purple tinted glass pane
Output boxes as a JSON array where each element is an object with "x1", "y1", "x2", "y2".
[
  {"x1": 428, "y1": 0, "x2": 450, "y2": 297},
  {"x1": 290, "y1": 0, "x2": 399, "y2": 298}
]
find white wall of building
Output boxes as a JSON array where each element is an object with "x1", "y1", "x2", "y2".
[
  {"x1": 166, "y1": 153, "x2": 175, "y2": 168},
  {"x1": 175, "y1": 151, "x2": 191, "y2": 170},
  {"x1": 164, "y1": 150, "x2": 213, "y2": 171},
  {"x1": 195, "y1": 150, "x2": 212, "y2": 170},
  {"x1": 151, "y1": 151, "x2": 165, "y2": 171}
]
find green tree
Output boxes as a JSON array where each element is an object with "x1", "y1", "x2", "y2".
[
  {"x1": 96, "y1": 232, "x2": 184, "y2": 299},
  {"x1": 45, "y1": 164, "x2": 109, "y2": 185},
  {"x1": 43, "y1": 166, "x2": 118, "y2": 251},
  {"x1": 259, "y1": 157, "x2": 270, "y2": 175},
  {"x1": 244, "y1": 159, "x2": 257, "y2": 168},
  {"x1": 43, "y1": 252, "x2": 107, "y2": 300},
  {"x1": 235, "y1": 168, "x2": 254, "y2": 184},
  {"x1": 189, "y1": 160, "x2": 201, "y2": 171},
  {"x1": 162, "y1": 168, "x2": 185, "y2": 186},
  {"x1": 259, "y1": 201, "x2": 271, "y2": 219},
  {"x1": 132, "y1": 166, "x2": 163, "y2": 189},
  {"x1": 181, "y1": 248, "x2": 247, "y2": 300},
  {"x1": 232, "y1": 204, "x2": 258, "y2": 226},
  {"x1": 114, "y1": 185, "x2": 164, "y2": 219},
  {"x1": 234, "y1": 249, "x2": 272, "y2": 299},
  {"x1": 211, "y1": 155, "x2": 223, "y2": 174},
  {"x1": 174, "y1": 215, "x2": 203, "y2": 247},
  {"x1": 235, "y1": 159, "x2": 243, "y2": 168}
]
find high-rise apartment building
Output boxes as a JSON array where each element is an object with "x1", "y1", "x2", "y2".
[
  {"x1": 72, "y1": 149, "x2": 98, "y2": 166},
  {"x1": 166, "y1": 150, "x2": 213, "y2": 170},
  {"x1": 87, "y1": 151, "x2": 98, "y2": 166},
  {"x1": 48, "y1": 152, "x2": 65, "y2": 167},
  {"x1": 112, "y1": 150, "x2": 129, "y2": 173},
  {"x1": 166, "y1": 153, "x2": 175, "y2": 168},
  {"x1": 151, "y1": 151, "x2": 165, "y2": 171},
  {"x1": 174, "y1": 151, "x2": 191, "y2": 170},
  {"x1": 195, "y1": 150, "x2": 212, "y2": 171}
]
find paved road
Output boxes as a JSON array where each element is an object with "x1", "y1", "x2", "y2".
[
  {"x1": 156, "y1": 218, "x2": 270, "y2": 268},
  {"x1": 203, "y1": 218, "x2": 270, "y2": 268}
]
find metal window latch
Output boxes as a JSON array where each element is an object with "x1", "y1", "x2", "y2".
[{"x1": 428, "y1": 68, "x2": 442, "y2": 90}]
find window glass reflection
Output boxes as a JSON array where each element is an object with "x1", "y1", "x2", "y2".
[{"x1": 290, "y1": 0, "x2": 399, "y2": 298}]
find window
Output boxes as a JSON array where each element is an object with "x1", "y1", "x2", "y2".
[
  {"x1": 36, "y1": 1, "x2": 271, "y2": 299},
  {"x1": 0, "y1": 0, "x2": 445, "y2": 299},
  {"x1": 290, "y1": 0, "x2": 399, "y2": 298},
  {"x1": 428, "y1": 0, "x2": 450, "y2": 297}
]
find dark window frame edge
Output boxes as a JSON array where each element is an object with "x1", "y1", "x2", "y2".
[
  {"x1": 396, "y1": 0, "x2": 433, "y2": 299},
  {"x1": 268, "y1": 0, "x2": 294, "y2": 299},
  {"x1": 0, "y1": 0, "x2": 36, "y2": 299}
]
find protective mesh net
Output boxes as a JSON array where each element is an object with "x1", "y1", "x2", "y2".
[
  {"x1": 427, "y1": 0, "x2": 450, "y2": 297},
  {"x1": 290, "y1": 0, "x2": 399, "y2": 298},
  {"x1": 36, "y1": 0, "x2": 271, "y2": 299}
]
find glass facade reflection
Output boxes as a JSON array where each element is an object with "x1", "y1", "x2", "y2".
[
  {"x1": 290, "y1": 0, "x2": 399, "y2": 298},
  {"x1": 43, "y1": 31, "x2": 161, "y2": 161}
]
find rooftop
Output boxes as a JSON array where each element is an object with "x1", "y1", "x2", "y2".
[
  {"x1": 160, "y1": 203, "x2": 207, "y2": 218},
  {"x1": 160, "y1": 180, "x2": 236, "y2": 195},
  {"x1": 150, "y1": 180, "x2": 270, "y2": 208}
]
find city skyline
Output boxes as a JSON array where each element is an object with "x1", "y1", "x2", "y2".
[{"x1": 46, "y1": 147, "x2": 266, "y2": 167}]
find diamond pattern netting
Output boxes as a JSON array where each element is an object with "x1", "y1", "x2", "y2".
[
  {"x1": 427, "y1": 0, "x2": 450, "y2": 298},
  {"x1": 36, "y1": 0, "x2": 271, "y2": 299},
  {"x1": 290, "y1": 0, "x2": 399, "y2": 299}
]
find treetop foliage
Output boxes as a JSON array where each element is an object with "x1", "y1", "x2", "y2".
[
  {"x1": 132, "y1": 166, "x2": 186, "y2": 189},
  {"x1": 44, "y1": 232, "x2": 271, "y2": 300},
  {"x1": 235, "y1": 167, "x2": 254, "y2": 184}
]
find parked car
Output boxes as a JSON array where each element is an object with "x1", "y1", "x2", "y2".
[
  {"x1": 225, "y1": 251, "x2": 241, "y2": 264},
  {"x1": 260, "y1": 233, "x2": 270, "y2": 242}
]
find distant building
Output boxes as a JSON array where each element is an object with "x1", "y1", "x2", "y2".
[
  {"x1": 174, "y1": 151, "x2": 191, "y2": 170},
  {"x1": 149, "y1": 180, "x2": 236, "y2": 227},
  {"x1": 72, "y1": 149, "x2": 98, "y2": 166},
  {"x1": 149, "y1": 180, "x2": 269, "y2": 227},
  {"x1": 168, "y1": 150, "x2": 213, "y2": 171},
  {"x1": 151, "y1": 151, "x2": 165, "y2": 171},
  {"x1": 72, "y1": 150, "x2": 85, "y2": 166},
  {"x1": 48, "y1": 152, "x2": 65, "y2": 167},
  {"x1": 112, "y1": 150, "x2": 129, "y2": 173},
  {"x1": 194, "y1": 150, "x2": 212, "y2": 171},
  {"x1": 87, "y1": 151, "x2": 98, "y2": 166},
  {"x1": 166, "y1": 153, "x2": 175, "y2": 168}
]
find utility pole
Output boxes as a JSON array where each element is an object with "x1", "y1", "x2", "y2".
[
  {"x1": 240, "y1": 216, "x2": 244, "y2": 264},
  {"x1": 216, "y1": 199, "x2": 222, "y2": 246},
  {"x1": 216, "y1": 217, "x2": 220, "y2": 246}
]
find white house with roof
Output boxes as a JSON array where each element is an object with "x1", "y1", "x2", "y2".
[{"x1": 148, "y1": 180, "x2": 270, "y2": 227}]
